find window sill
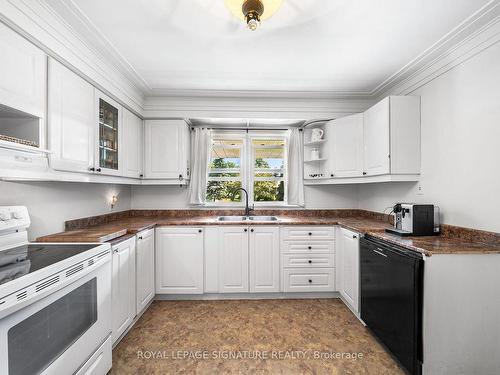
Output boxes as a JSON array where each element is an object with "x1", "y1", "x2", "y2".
[{"x1": 198, "y1": 203, "x2": 303, "y2": 209}]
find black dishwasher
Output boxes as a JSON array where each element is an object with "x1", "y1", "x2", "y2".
[{"x1": 360, "y1": 236, "x2": 424, "y2": 375}]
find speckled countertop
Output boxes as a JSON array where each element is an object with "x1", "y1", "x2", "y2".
[{"x1": 36, "y1": 210, "x2": 500, "y2": 256}]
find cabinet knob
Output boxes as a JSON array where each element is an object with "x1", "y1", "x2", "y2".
[
  {"x1": 362, "y1": 171, "x2": 367, "y2": 175},
  {"x1": 138, "y1": 236, "x2": 143, "y2": 240},
  {"x1": 178, "y1": 174, "x2": 183, "y2": 181},
  {"x1": 113, "y1": 249, "x2": 119, "y2": 253},
  {"x1": 330, "y1": 174, "x2": 334, "y2": 177},
  {"x1": 308, "y1": 232, "x2": 312, "y2": 236},
  {"x1": 308, "y1": 246, "x2": 312, "y2": 250},
  {"x1": 96, "y1": 168, "x2": 102, "y2": 172},
  {"x1": 250, "y1": 229, "x2": 254, "y2": 232},
  {"x1": 308, "y1": 279, "x2": 312, "y2": 283},
  {"x1": 139, "y1": 174, "x2": 144, "y2": 178},
  {"x1": 308, "y1": 260, "x2": 312, "y2": 264},
  {"x1": 352, "y1": 235, "x2": 357, "y2": 239},
  {"x1": 244, "y1": 228, "x2": 248, "y2": 232},
  {"x1": 89, "y1": 167, "x2": 95, "y2": 172},
  {"x1": 198, "y1": 229, "x2": 202, "y2": 233}
]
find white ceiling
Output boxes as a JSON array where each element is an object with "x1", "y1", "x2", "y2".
[{"x1": 52, "y1": 0, "x2": 489, "y2": 95}]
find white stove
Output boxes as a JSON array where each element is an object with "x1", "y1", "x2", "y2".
[{"x1": 0, "y1": 206, "x2": 112, "y2": 375}]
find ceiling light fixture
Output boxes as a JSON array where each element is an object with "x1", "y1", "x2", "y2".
[{"x1": 224, "y1": 0, "x2": 284, "y2": 31}]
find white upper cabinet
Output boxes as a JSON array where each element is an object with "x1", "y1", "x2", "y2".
[
  {"x1": 363, "y1": 96, "x2": 420, "y2": 176},
  {"x1": 219, "y1": 227, "x2": 249, "y2": 293},
  {"x1": 328, "y1": 113, "x2": 364, "y2": 178},
  {"x1": 144, "y1": 120, "x2": 190, "y2": 181},
  {"x1": 0, "y1": 22, "x2": 46, "y2": 118},
  {"x1": 363, "y1": 98, "x2": 391, "y2": 176},
  {"x1": 48, "y1": 58, "x2": 95, "y2": 173},
  {"x1": 155, "y1": 227, "x2": 204, "y2": 294},
  {"x1": 96, "y1": 91, "x2": 122, "y2": 176},
  {"x1": 122, "y1": 109, "x2": 143, "y2": 178},
  {"x1": 249, "y1": 227, "x2": 280, "y2": 293}
]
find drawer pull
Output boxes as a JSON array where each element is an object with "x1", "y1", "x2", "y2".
[
  {"x1": 308, "y1": 246, "x2": 312, "y2": 250},
  {"x1": 308, "y1": 260, "x2": 312, "y2": 264},
  {"x1": 308, "y1": 279, "x2": 312, "y2": 283},
  {"x1": 308, "y1": 232, "x2": 312, "y2": 236}
]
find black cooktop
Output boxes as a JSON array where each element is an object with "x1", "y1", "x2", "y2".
[{"x1": 0, "y1": 244, "x2": 97, "y2": 285}]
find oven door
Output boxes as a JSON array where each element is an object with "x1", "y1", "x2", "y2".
[{"x1": 0, "y1": 259, "x2": 111, "y2": 375}]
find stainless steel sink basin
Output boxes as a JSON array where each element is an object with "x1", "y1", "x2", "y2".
[
  {"x1": 216, "y1": 216, "x2": 248, "y2": 221},
  {"x1": 215, "y1": 215, "x2": 279, "y2": 222},
  {"x1": 247, "y1": 216, "x2": 279, "y2": 221}
]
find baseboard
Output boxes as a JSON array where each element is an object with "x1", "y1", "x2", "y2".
[{"x1": 154, "y1": 292, "x2": 341, "y2": 301}]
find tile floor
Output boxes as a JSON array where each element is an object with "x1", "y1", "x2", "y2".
[{"x1": 111, "y1": 299, "x2": 405, "y2": 374}]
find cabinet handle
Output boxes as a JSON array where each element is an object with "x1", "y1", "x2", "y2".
[
  {"x1": 250, "y1": 229, "x2": 254, "y2": 232},
  {"x1": 244, "y1": 229, "x2": 248, "y2": 232},
  {"x1": 308, "y1": 246, "x2": 312, "y2": 250},
  {"x1": 198, "y1": 229, "x2": 202, "y2": 233},
  {"x1": 89, "y1": 167, "x2": 95, "y2": 172},
  {"x1": 308, "y1": 279, "x2": 312, "y2": 283},
  {"x1": 113, "y1": 249, "x2": 119, "y2": 253},
  {"x1": 308, "y1": 260, "x2": 312, "y2": 264}
]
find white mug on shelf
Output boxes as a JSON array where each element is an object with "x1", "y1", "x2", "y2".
[
  {"x1": 310, "y1": 148, "x2": 320, "y2": 160},
  {"x1": 311, "y1": 128, "x2": 324, "y2": 142}
]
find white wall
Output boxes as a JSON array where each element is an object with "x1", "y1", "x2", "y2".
[
  {"x1": 359, "y1": 41, "x2": 500, "y2": 233},
  {"x1": 0, "y1": 181, "x2": 131, "y2": 240},
  {"x1": 130, "y1": 185, "x2": 359, "y2": 210}
]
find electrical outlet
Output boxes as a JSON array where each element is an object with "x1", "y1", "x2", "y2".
[{"x1": 417, "y1": 184, "x2": 424, "y2": 195}]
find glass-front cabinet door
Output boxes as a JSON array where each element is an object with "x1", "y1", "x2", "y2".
[{"x1": 96, "y1": 91, "x2": 121, "y2": 175}]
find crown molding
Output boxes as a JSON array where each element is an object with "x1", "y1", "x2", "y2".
[
  {"x1": 42, "y1": 0, "x2": 500, "y2": 103},
  {"x1": 372, "y1": 0, "x2": 500, "y2": 98},
  {"x1": 142, "y1": 95, "x2": 375, "y2": 119},
  {"x1": 46, "y1": 0, "x2": 151, "y2": 93},
  {"x1": 2, "y1": 0, "x2": 499, "y2": 117},
  {"x1": 0, "y1": 0, "x2": 145, "y2": 114}
]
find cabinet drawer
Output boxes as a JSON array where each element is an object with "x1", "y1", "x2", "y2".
[
  {"x1": 282, "y1": 241, "x2": 334, "y2": 254},
  {"x1": 282, "y1": 226, "x2": 334, "y2": 240},
  {"x1": 283, "y1": 268, "x2": 335, "y2": 292},
  {"x1": 283, "y1": 253, "x2": 334, "y2": 268}
]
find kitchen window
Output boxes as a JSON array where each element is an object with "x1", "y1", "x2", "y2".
[{"x1": 205, "y1": 132, "x2": 287, "y2": 205}]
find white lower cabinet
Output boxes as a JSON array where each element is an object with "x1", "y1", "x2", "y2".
[
  {"x1": 284, "y1": 268, "x2": 335, "y2": 292},
  {"x1": 111, "y1": 237, "x2": 136, "y2": 344},
  {"x1": 281, "y1": 226, "x2": 336, "y2": 292},
  {"x1": 204, "y1": 226, "x2": 280, "y2": 294},
  {"x1": 136, "y1": 228, "x2": 155, "y2": 313},
  {"x1": 155, "y1": 227, "x2": 204, "y2": 294},
  {"x1": 336, "y1": 227, "x2": 360, "y2": 314},
  {"x1": 249, "y1": 227, "x2": 280, "y2": 293},
  {"x1": 219, "y1": 227, "x2": 249, "y2": 293}
]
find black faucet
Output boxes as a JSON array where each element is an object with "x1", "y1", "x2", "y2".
[{"x1": 232, "y1": 188, "x2": 254, "y2": 216}]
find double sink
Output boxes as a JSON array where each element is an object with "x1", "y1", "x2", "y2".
[{"x1": 216, "y1": 215, "x2": 279, "y2": 222}]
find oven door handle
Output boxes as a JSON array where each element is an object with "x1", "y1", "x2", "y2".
[{"x1": 373, "y1": 248, "x2": 388, "y2": 258}]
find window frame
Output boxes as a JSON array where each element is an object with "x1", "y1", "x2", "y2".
[
  {"x1": 249, "y1": 133, "x2": 288, "y2": 207},
  {"x1": 205, "y1": 132, "x2": 247, "y2": 207},
  {"x1": 204, "y1": 130, "x2": 288, "y2": 207}
]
